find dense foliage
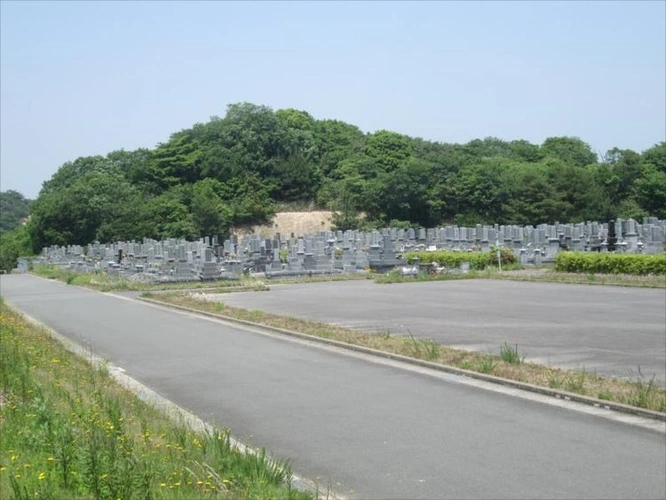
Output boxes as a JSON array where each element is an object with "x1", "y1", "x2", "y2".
[
  {"x1": 0, "y1": 190, "x2": 31, "y2": 235},
  {"x1": 554, "y1": 252, "x2": 666, "y2": 275},
  {"x1": 0, "y1": 226, "x2": 31, "y2": 272},
  {"x1": 0, "y1": 191, "x2": 33, "y2": 271},
  {"x1": 5, "y1": 102, "x2": 666, "y2": 257}
]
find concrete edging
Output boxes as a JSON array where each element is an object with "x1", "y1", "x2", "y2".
[{"x1": 139, "y1": 296, "x2": 666, "y2": 423}]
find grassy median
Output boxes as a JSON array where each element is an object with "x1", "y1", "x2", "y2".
[
  {"x1": 374, "y1": 267, "x2": 666, "y2": 287},
  {"x1": 145, "y1": 291, "x2": 666, "y2": 414},
  {"x1": 0, "y1": 301, "x2": 312, "y2": 500}
]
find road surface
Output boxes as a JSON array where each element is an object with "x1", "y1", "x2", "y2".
[
  {"x1": 215, "y1": 279, "x2": 666, "y2": 385},
  {"x1": 2, "y1": 274, "x2": 665, "y2": 499}
]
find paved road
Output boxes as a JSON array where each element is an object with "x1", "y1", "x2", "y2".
[
  {"x1": 214, "y1": 279, "x2": 666, "y2": 385},
  {"x1": 2, "y1": 274, "x2": 665, "y2": 499}
]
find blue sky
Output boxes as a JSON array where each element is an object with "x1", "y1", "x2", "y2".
[{"x1": 1, "y1": 1, "x2": 664, "y2": 199}]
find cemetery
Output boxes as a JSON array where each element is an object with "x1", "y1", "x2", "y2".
[{"x1": 24, "y1": 217, "x2": 666, "y2": 283}]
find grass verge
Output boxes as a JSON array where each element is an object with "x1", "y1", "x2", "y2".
[
  {"x1": 31, "y1": 264, "x2": 365, "y2": 293},
  {"x1": 32, "y1": 262, "x2": 664, "y2": 290},
  {"x1": 146, "y1": 292, "x2": 666, "y2": 414},
  {"x1": 0, "y1": 301, "x2": 312, "y2": 499},
  {"x1": 495, "y1": 269, "x2": 666, "y2": 288},
  {"x1": 373, "y1": 267, "x2": 665, "y2": 288}
]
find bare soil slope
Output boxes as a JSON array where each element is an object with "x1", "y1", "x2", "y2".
[{"x1": 240, "y1": 211, "x2": 333, "y2": 238}]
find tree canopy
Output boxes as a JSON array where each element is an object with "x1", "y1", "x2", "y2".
[
  {"x1": 0, "y1": 190, "x2": 31, "y2": 236},
  {"x1": 5, "y1": 102, "x2": 664, "y2": 258}
]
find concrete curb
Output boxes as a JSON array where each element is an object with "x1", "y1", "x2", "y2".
[{"x1": 139, "y1": 296, "x2": 666, "y2": 423}]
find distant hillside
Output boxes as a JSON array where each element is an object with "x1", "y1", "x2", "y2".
[
  {"x1": 20, "y1": 102, "x2": 666, "y2": 252},
  {"x1": 0, "y1": 190, "x2": 31, "y2": 236}
]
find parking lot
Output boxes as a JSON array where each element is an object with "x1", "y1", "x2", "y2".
[{"x1": 216, "y1": 279, "x2": 666, "y2": 385}]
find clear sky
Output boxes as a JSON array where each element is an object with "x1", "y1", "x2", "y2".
[{"x1": 1, "y1": 0, "x2": 664, "y2": 199}]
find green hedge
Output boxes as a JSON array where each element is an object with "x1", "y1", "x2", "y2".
[
  {"x1": 554, "y1": 252, "x2": 666, "y2": 275},
  {"x1": 402, "y1": 249, "x2": 516, "y2": 270}
]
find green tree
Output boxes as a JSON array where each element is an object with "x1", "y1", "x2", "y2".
[
  {"x1": 597, "y1": 148, "x2": 642, "y2": 216},
  {"x1": 218, "y1": 102, "x2": 290, "y2": 179},
  {"x1": 141, "y1": 187, "x2": 198, "y2": 240},
  {"x1": 501, "y1": 163, "x2": 568, "y2": 225},
  {"x1": 373, "y1": 158, "x2": 434, "y2": 226},
  {"x1": 450, "y1": 159, "x2": 510, "y2": 224},
  {"x1": 26, "y1": 101, "x2": 657, "y2": 245},
  {"x1": 191, "y1": 179, "x2": 232, "y2": 238},
  {"x1": 364, "y1": 130, "x2": 414, "y2": 172},
  {"x1": 39, "y1": 156, "x2": 121, "y2": 196},
  {"x1": 509, "y1": 140, "x2": 544, "y2": 163},
  {"x1": 0, "y1": 190, "x2": 31, "y2": 235},
  {"x1": 313, "y1": 119, "x2": 365, "y2": 177},
  {"x1": 29, "y1": 170, "x2": 144, "y2": 250},
  {"x1": 271, "y1": 153, "x2": 321, "y2": 202},
  {"x1": 463, "y1": 137, "x2": 514, "y2": 160},
  {"x1": 541, "y1": 137, "x2": 597, "y2": 168},
  {"x1": 635, "y1": 165, "x2": 666, "y2": 218},
  {"x1": 107, "y1": 148, "x2": 157, "y2": 194},
  {"x1": 148, "y1": 131, "x2": 203, "y2": 191},
  {"x1": 219, "y1": 174, "x2": 275, "y2": 229},
  {"x1": 641, "y1": 142, "x2": 666, "y2": 173},
  {"x1": 0, "y1": 225, "x2": 32, "y2": 272},
  {"x1": 275, "y1": 108, "x2": 315, "y2": 132},
  {"x1": 543, "y1": 158, "x2": 609, "y2": 221}
]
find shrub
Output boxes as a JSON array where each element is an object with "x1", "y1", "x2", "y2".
[{"x1": 554, "y1": 252, "x2": 666, "y2": 275}]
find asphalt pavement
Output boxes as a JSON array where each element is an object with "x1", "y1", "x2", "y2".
[
  {"x1": 214, "y1": 279, "x2": 666, "y2": 385},
  {"x1": 2, "y1": 274, "x2": 665, "y2": 499}
]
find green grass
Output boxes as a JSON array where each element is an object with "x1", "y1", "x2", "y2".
[
  {"x1": 406, "y1": 334, "x2": 441, "y2": 361},
  {"x1": 0, "y1": 301, "x2": 313, "y2": 500},
  {"x1": 474, "y1": 357, "x2": 498, "y2": 374},
  {"x1": 373, "y1": 266, "x2": 666, "y2": 288},
  {"x1": 495, "y1": 269, "x2": 666, "y2": 288},
  {"x1": 33, "y1": 262, "x2": 665, "y2": 292},
  {"x1": 629, "y1": 375, "x2": 659, "y2": 409},
  {"x1": 499, "y1": 343, "x2": 523, "y2": 365},
  {"x1": 565, "y1": 370, "x2": 588, "y2": 394},
  {"x1": 548, "y1": 372, "x2": 566, "y2": 389},
  {"x1": 31, "y1": 264, "x2": 365, "y2": 293}
]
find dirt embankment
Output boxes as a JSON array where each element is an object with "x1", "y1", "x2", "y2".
[{"x1": 239, "y1": 211, "x2": 334, "y2": 238}]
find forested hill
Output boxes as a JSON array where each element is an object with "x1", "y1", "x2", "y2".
[
  {"x1": 0, "y1": 190, "x2": 31, "y2": 236},
  {"x1": 24, "y1": 102, "x2": 666, "y2": 252}
]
